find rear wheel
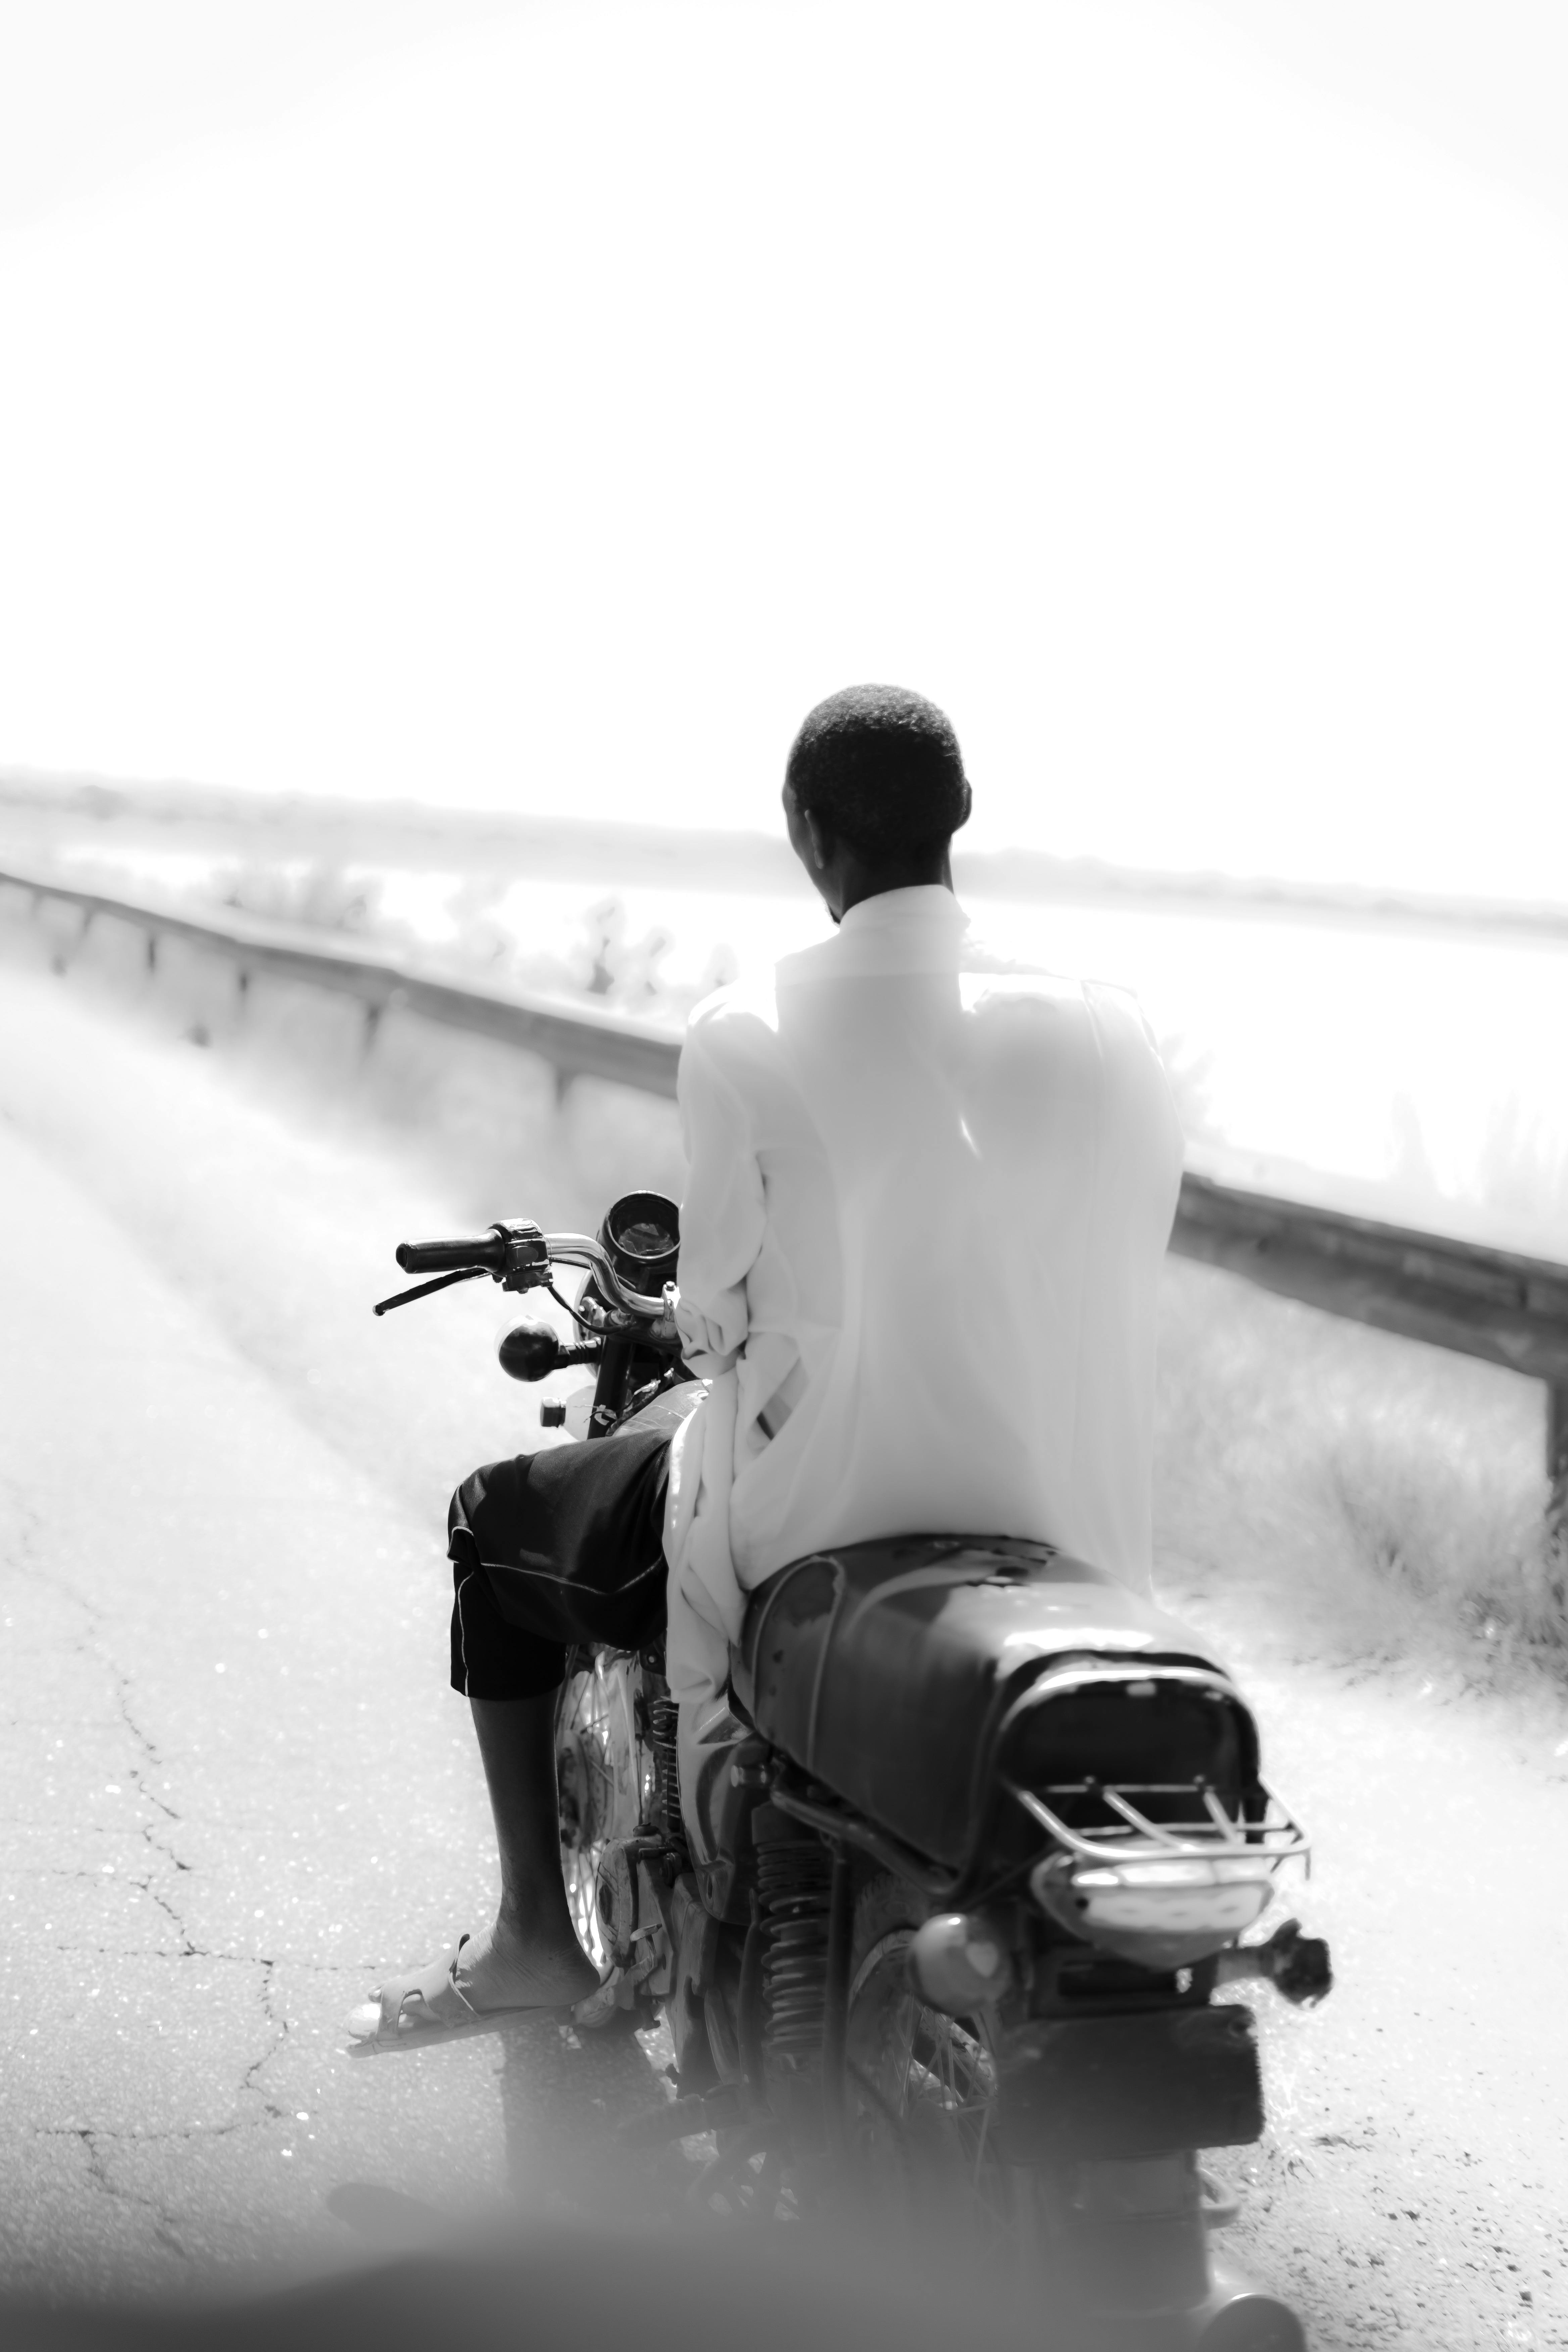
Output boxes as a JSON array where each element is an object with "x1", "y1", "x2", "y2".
[
  {"x1": 839, "y1": 1873, "x2": 1021, "y2": 2264},
  {"x1": 839, "y1": 1875, "x2": 1245, "y2": 2336}
]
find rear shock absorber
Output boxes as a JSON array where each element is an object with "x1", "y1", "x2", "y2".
[
  {"x1": 644, "y1": 1690, "x2": 682, "y2": 1845},
  {"x1": 754, "y1": 1803, "x2": 832, "y2": 2075}
]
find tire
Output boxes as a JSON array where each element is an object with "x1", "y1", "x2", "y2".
[
  {"x1": 554, "y1": 1653, "x2": 649, "y2": 1973},
  {"x1": 839, "y1": 1874, "x2": 1225, "y2": 2331},
  {"x1": 838, "y1": 1872, "x2": 1019, "y2": 2263}
]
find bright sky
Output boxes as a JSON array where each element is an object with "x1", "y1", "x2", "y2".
[{"x1": 2, "y1": 0, "x2": 1566, "y2": 894}]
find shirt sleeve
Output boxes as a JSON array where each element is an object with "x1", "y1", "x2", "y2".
[{"x1": 674, "y1": 1015, "x2": 767, "y2": 1376}]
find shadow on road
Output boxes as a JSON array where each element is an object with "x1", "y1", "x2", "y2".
[
  {"x1": 0, "y1": 2217, "x2": 1130, "y2": 2352},
  {"x1": 341, "y1": 2003, "x2": 695, "y2": 2228}
]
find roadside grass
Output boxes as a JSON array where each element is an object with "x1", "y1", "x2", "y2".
[
  {"x1": 213, "y1": 853, "x2": 736, "y2": 1027},
  {"x1": 1150, "y1": 1029, "x2": 1566, "y2": 1692},
  {"x1": 1153, "y1": 1253, "x2": 1564, "y2": 1696}
]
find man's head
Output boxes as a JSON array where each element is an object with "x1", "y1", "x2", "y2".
[{"x1": 782, "y1": 684, "x2": 972, "y2": 919}]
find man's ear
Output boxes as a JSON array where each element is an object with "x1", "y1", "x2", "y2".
[
  {"x1": 802, "y1": 805, "x2": 833, "y2": 873},
  {"x1": 954, "y1": 779, "x2": 974, "y2": 832}
]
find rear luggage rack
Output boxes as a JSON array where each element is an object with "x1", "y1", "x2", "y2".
[{"x1": 1004, "y1": 1775, "x2": 1311, "y2": 1874}]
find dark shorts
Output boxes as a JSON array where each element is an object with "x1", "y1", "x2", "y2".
[{"x1": 447, "y1": 1424, "x2": 674, "y2": 1701}]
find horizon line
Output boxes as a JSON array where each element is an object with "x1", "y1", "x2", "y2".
[{"x1": 3, "y1": 763, "x2": 1566, "y2": 947}]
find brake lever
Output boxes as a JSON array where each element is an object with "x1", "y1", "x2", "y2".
[{"x1": 372, "y1": 1266, "x2": 492, "y2": 1317}]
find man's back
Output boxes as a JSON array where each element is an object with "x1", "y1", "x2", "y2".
[{"x1": 674, "y1": 884, "x2": 1184, "y2": 1600}]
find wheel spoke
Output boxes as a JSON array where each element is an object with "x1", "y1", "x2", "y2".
[
  {"x1": 843, "y1": 1912, "x2": 1016, "y2": 2252},
  {"x1": 845, "y1": 2057, "x2": 912, "y2": 2137}
]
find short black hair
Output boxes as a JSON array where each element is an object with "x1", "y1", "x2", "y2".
[{"x1": 785, "y1": 684, "x2": 969, "y2": 860}]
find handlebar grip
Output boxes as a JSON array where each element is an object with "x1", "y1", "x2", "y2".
[{"x1": 395, "y1": 1235, "x2": 507, "y2": 1275}]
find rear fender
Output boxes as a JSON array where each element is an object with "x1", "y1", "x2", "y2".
[{"x1": 742, "y1": 1536, "x2": 1239, "y2": 1870}]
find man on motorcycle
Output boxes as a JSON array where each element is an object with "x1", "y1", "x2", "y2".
[{"x1": 350, "y1": 684, "x2": 1183, "y2": 2039}]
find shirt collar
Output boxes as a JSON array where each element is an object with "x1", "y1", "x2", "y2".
[{"x1": 836, "y1": 885, "x2": 967, "y2": 938}]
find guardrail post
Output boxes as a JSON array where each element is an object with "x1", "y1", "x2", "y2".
[{"x1": 1549, "y1": 1382, "x2": 1568, "y2": 1552}]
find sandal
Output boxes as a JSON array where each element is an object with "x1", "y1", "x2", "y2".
[
  {"x1": 345, "y1": 1937, "x2": 482, "y2": 2042},
  {"x1": 345, "y1": 1932, "x2": 599, "y2": 2042}
]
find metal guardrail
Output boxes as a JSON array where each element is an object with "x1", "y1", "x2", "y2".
[
  {"x1": 4, "y1": 861, "x2": 1564, "y2": 1523},
  {"x1": 0, "y1": 863, "x2": 682, "y2": 1098},
  {"x1": 1173, "y1": 1173, "x2": 1568, "y2": 1524}
]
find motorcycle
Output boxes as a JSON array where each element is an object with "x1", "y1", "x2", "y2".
[{"x1": 375, "y1": 1189, "x2": 1332, "y2": 2350}]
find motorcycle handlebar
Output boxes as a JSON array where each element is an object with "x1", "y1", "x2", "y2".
[
  {"x1": 395, "y1": 1235, "x2": 507, "y2": 1275},
  {"x1": 546, "y1": 1237, "x2": 670, "y2": 1321},
  {"x1": 391, "y1": 1226, "x2": 674, "y2": 1322}
]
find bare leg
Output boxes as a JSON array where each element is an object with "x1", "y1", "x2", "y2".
[{"x1": 452, "y1": 1692, "x2": 599, "y2": 2010}]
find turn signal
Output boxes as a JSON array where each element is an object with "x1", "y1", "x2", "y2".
[{"x1": 910, "y1": 1913, "x2": 1015, "y2": 2015}]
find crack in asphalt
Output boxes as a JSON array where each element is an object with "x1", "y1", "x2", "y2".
[
  {"x1": 133, "y1": 1874, "x2": 202, "y2": 1958},
  {"x1": 5, "y1": 1494, "x2": 298, "y2": 2219},
  {"x1": 28, "y1": 1939, "x2": 365, "y2": 1976},
  {"x1": 27, "y1": 1979, "x2": 295, "y2": 2279},
  {"x1": 2, "y1": 1503, "x2": 206, "y2": 1944},
  {"x1": 241, "y1": 1960, "x2": 291, "y2": 2115},
  {"x1": 42, "y1": 2128, "x2": 195, "y2": 2266}
]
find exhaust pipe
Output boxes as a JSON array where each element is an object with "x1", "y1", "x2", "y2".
[{"x1": 1189, "y1": 2257, "x2": 1306, "y2": 2351}]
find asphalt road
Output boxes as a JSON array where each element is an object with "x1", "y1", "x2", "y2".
[{"x1": 2, "y1": 960, "x2": 1567, "y2": 2347}]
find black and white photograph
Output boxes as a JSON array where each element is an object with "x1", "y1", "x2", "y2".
[{"x1": 1, "y1": 4, "x2": 1566, "y2": 2347}]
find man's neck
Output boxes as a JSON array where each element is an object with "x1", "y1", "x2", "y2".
[{"x1": 830, "y1": 849, "x2": 956, "y2": 923}]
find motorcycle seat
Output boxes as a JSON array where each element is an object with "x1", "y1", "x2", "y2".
[{"x1": 738, "y1": 1535, "x2": 1224, "y2": 1870}]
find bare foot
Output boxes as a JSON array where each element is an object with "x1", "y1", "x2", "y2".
[{"x1": 453, "y1": 1914, "x2": 599, "y2": 2012}]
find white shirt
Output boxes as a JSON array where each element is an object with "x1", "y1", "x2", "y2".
[{"x1": 660, "y1": 885, "x2": 1184, "y2": 1713}]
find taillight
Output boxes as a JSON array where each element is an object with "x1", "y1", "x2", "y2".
[{"x1": 1030, "y1": 1851, "x2": 1277, "y2": 1971}]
